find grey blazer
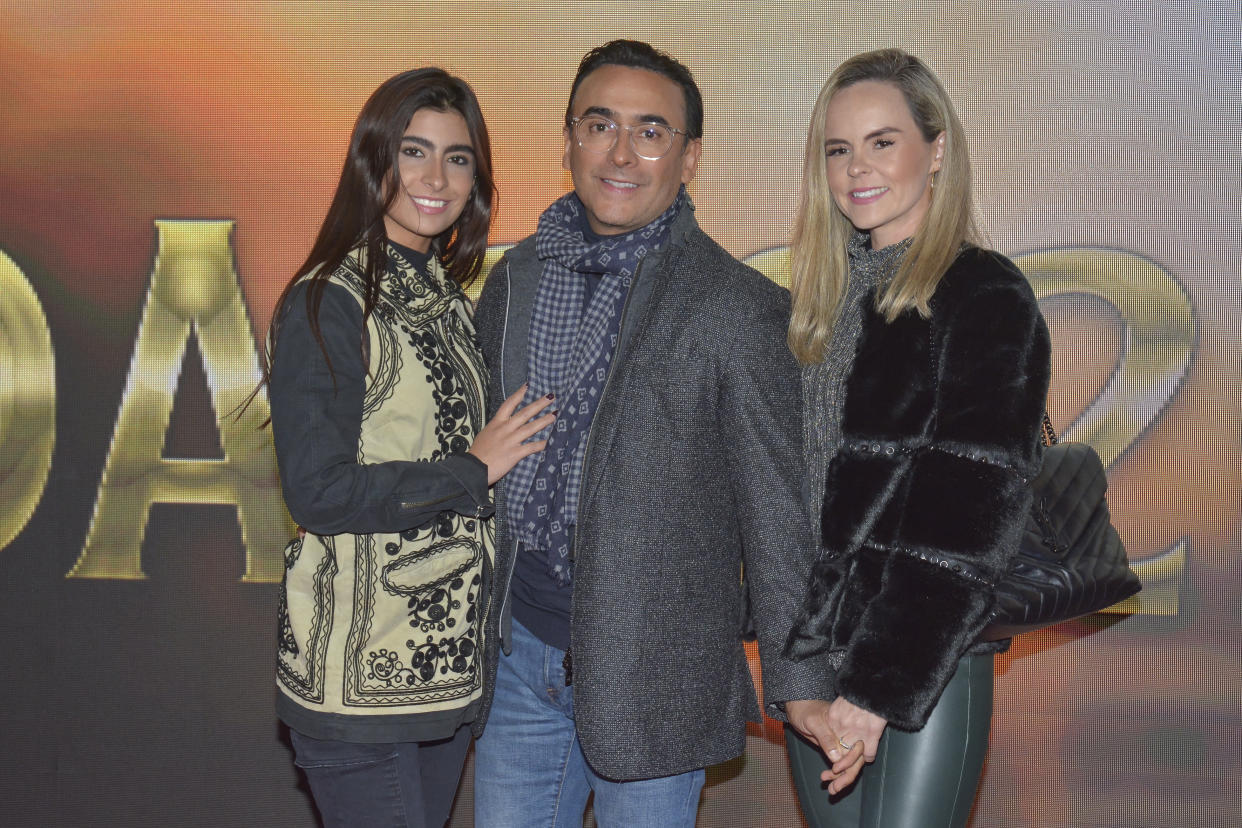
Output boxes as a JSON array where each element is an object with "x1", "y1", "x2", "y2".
[{"x1": 471, "y1": 206, "x2": 825, "y2": 780}]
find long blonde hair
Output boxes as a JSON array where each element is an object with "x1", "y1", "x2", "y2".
[{"x1": 788, "y1": 49, "x2": 979, "y2": 364}]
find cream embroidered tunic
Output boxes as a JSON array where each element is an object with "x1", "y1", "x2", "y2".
[{"x1": 271, "y1": 245, "x2": 494, "y2": 742}]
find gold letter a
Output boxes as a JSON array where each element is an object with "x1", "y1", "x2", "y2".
[{"x1": 70, "y1": 220, "x2": 293, "y2": 581}]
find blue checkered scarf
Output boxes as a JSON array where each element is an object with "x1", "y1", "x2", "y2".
[{"x1": 507, "y1": 188, "x2": 686, "y2": 585}]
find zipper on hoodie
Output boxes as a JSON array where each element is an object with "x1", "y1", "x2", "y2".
[{"x1": 493, "y1": 260, "x2": 517, "y2": 641}]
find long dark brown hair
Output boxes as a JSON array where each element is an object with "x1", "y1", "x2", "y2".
[{"x1": 259, "y1": 67, "x2": 494, "y2": 395}]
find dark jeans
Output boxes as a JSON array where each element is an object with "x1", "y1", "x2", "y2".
[
  {"x1": 786, "y1": 653, "x2": 994, "y2": 828},
  {"x1": 290, "y1": 725, "x2": 472, "y2": 828}
]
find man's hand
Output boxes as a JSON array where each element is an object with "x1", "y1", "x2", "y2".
[{"x1": 786, "y1": 698, "x2": 869, "y2": 794}]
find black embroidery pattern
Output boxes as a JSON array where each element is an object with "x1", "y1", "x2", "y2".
[
  {"x1": 407, "y1": 580, "x2": 465, "y2": 632},
  {"x1": 276, "y1": 535, "x2": 338, "y2": 704},
  {"x1": 336, "y1": 248, "x2": 490, "y2": 707},
  {"x1": 332, "y1": 255, "x2": 403, "y2": 419},
  {"x1": 389, "y1": 254, "x2": 486, "y2": 462},
  {"x1": 347, "y1": 529, "x2": 484, "y2": 703},
  {"x1": 361, "y1": 569, "x2": 482, "y2": 688},
  {"x1": 415, "y1": 327, "x2": 474, "y2": 460},
  {"x1": 374, "y1": 526, "x2": 484, "y2": 690},
  {"x1": 363, "y1": 648, "x2": 416, "y2": 688},
  {"x1": 276, "y1": 536, "x2": 302, "y2": 658},
  {"x1": 407, "y1": 608, "x2": 479, "y2": 680}
]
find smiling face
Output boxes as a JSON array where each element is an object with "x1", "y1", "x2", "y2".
[
  {"x1": 822, "y1": 80, "x2": 944, "y2": 249},
  {"x1": 562, "y1": 64, "x2": 701, "y2": 236},
  {"x1": 383, "y1": 107, "x2": 476, "y2": 253}
]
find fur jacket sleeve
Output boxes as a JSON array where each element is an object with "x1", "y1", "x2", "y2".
[{"x1": 784, "y1": 247, "x2": 1051, "y2": 730}]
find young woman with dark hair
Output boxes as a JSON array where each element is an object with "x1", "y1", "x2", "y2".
[{"x1": 263, "y1": 67, "x2": 554, "y2": 828}]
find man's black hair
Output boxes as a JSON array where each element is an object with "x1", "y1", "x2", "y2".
[{"x1": 565, "y1": 39, "x2": 704, "y2": 139}]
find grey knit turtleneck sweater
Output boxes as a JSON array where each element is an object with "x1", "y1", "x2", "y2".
[{"x1": 802, "y1": 232, "x2": 911, "y2": 538}]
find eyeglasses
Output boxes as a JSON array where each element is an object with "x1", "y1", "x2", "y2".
[{"x1": 568, "y1": 114, "x2": 689, "y2": 160}]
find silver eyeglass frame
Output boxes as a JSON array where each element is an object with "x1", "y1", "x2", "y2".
[{"x1": 567, "y1": 115, "x2": 689, "y2": 161}]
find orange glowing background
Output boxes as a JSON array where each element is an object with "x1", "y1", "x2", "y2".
[{"x1": 1, "y1": 2, "x2": 1238, "y2": 826}]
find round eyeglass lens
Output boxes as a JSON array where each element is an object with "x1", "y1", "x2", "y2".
[{"x1": 574, "y1": 116, "x2": 676, "y2": 159}]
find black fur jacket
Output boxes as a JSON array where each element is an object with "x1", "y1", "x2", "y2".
[{"x1": 784, "y1": 246, "x2": 1051, "y2": 730}]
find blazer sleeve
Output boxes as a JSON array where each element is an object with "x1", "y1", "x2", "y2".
[
  {"x1": 834, "y1": 252, "x2": 1051, "y2": 729},
  {"x1": 718, "y1": 280, "x2": 833, "y2": 717},
  {"x1": 472, "y1": 253, "x2": 510, "y2": 417},
  {"x1": 269, "y1": 279, "x2": 492, "y2": 536}
]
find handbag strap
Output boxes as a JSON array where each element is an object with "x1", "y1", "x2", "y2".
[{"x1": 1041, "y1": 412, "x2": 1058, "y2": 447}]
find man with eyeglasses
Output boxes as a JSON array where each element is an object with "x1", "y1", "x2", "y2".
[{"x1": 471, "y1": 40, "x2": 826, "y2": 826}]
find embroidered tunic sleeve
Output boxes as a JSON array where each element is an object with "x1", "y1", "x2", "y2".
[{"x1": 270, "y1": 280, "x2": 492, "y2": 535}]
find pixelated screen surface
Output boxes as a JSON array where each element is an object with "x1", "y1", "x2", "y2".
[{"x1": 1, "y1": 2, "x2": 1238, "y2": 826}]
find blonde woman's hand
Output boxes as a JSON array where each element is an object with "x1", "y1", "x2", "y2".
[
  {"x1": 822, "y1": 695, "x2": 887, "y2": 791},
  {"x1": 786, "y1": 698, "x2": 867, "y2": 794},
  {"x1": 468, "y1": 384, "x2": 556, "y2": 485}
]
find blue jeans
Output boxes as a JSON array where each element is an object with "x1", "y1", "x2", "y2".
[
  {"x1": 290, "y1": 725, "x2": 471, "y2": 828},
  {"x1": 474, "y1": 618, "x2": 704, "y2": 827}
]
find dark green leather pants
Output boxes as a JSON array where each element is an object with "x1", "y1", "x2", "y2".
[{"x1": 785, "y1": 653, "x2": 994, "y2": 828}]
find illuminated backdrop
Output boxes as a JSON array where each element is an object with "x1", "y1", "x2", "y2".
[{"x1": 1, "y1": 2, "x2": 1238, "y2": 826}]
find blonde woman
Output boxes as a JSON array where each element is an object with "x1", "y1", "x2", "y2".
[{"x1": 782, "y1": 50, "x2": 1051, "y2": 827}]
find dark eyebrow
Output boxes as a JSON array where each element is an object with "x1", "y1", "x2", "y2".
[
  {"x1": 864, "y1": 127, "x2": 901, "y2": 141},
  {"x1": 400, "y1": 135, "x2": 475, "y2": 155},
  {"x1": 581, "y1": 105, "x2": 674, "y2": 128},
  {"x1": 824, "y1": 126, "x2": 902, "y2": 145}
]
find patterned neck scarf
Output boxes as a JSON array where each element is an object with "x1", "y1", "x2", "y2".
[{"x1": 508, "y1": 188, "x2": 687, "y2": 585}]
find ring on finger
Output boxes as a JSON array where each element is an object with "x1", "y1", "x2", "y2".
[{"x1": 838, "y1": 737, "x2": 856, "y2": 751}]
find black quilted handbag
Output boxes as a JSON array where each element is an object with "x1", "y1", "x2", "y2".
[{"x1": 979, "y1": 415, "x2": 1142, "y2": 641}]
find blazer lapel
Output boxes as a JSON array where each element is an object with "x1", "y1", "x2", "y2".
[{"x1": 576, "y1": 245, "x2": 677, "y2": 520}]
